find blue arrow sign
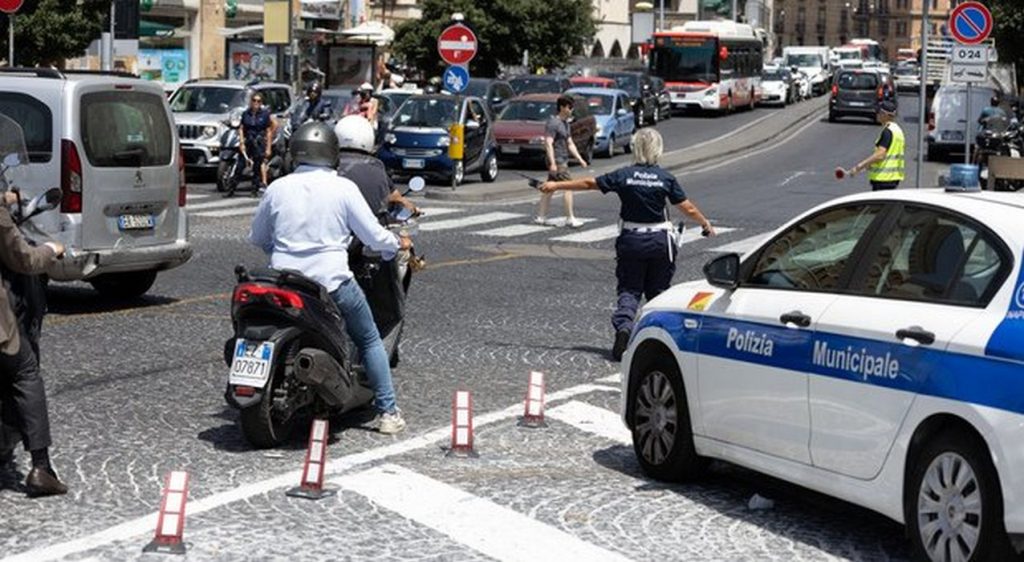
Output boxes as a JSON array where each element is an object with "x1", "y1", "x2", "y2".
[{"x1": 443, "y1": 65, "x2": 470, "y2": 94}]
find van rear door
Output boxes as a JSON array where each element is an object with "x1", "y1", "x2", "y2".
[{"x1": 74, "y1": 82, "x2": 180, "y2": 251}]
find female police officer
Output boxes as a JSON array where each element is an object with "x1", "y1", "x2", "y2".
[{"x1": 541, "y1": 128, "x2": 715, "y2": 361}]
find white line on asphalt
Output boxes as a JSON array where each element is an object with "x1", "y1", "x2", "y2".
[
  {"x1": 681, "y1": 115, "x2": 823, "y2": 175},
  {"x1": 473, "y1": 218, "x2": 597, "y2": 238},
  {"x1": 339, "y1": 464, "x2": 633, "y2": 562},
  {"x1": 418, "y1": 207, "x2": 464, "y2": 218},
  {"x1": 596, "y1": 372, "x2": 621, "y2": 384},
  {"x1": 418, "y1": 212, "x2": 524, "y2": 232},
  {"x1": 185, "y1": 193, "x2": 213, "y2": 202},
  {"x1": 707, "y1": 232, "x2": 771, "y2": 254},
  {"x1": 193, "y1": 206, "x2": 259, "y2": 218},
  {"x1": 4, "y1": 382, "x2": 618, "y2": 562},
  {"x1": 665, "y1": 111, "x2": 777, "y2": 158},
  {"x1": 186, "y1": 198, "x2": 259, "y2": 211},
  {"x1": 550, "y1": 225, "x2": 620, "y2": 243},
  {"x1": 547, "y1": 401, "x2": 631, "y2": 445}
]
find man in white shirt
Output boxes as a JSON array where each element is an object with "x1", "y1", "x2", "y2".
[{"x1": 249, "y1": 122, "x2": 411, "y2": 434}]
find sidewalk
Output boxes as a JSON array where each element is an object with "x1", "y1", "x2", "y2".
[{"x1": 425, "y1": 98, "x2": 829, "y2": 203}]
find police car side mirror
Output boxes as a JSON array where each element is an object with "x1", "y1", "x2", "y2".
[{"x1": 704, "y1": 253, "x2": 740, "y2": 290}]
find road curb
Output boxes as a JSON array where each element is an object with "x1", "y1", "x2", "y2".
[{"x1": 424, "y1": 98, "x2": 828, "y2": 203}]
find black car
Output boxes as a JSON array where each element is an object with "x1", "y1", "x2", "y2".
[
  {"x1": 829, "y1": 69, "x2": 886, "y2": 123},
  {"x1": 459, "y1": 78, "x2": 517, "y2": 116},
  {"x1": 598, "y1": 71, "x2": 660, "y2": 126},
  {"x1": 508, "y1": 75, "x2": 572, "y2": 96}
]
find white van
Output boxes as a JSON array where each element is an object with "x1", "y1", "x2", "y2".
[
  {"x1": 927, "y1": 84, "x2": 997, "y2": 161},
  {"x1": 0, "y1": 68, "x2": 191, "y2": 297},
  {"x1": 783, "y1": 46, "x2": 831, "y2": 95}
]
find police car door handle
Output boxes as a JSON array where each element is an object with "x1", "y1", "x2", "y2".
[
  {"x1": 896, "y1": 326, "x2": 935, "y2": 346},
  {"x1": 779, "y1": 311, "x2": 812, "y2": 328}
]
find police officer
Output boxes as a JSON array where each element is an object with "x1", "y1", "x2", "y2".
[
  {"x1": 236, "y1": 93, "x2": 277, "y2": 197},
  {"x1": 541, "y1": 128, "x2": 716, "y2": 361},
  {"x1": 838, "y1": 99, "x2": 905, "y2": 190}
]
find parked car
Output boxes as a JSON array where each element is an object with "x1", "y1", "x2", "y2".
[
  {"x1": 598, "y1": 71, "x2": 660, "y2": 126},
  {"x1": 459, "y1": 78, "x2": 517, "y2": 117},
  {"x1": 927, "y1": 84, "x2": 998, "y2": 161},
  {"x1": 0, "y1": 67, "x2": 191, "y2": 298},
  {"x1": 508, "y1": 75, "x2": 572, "y2": 96},
  {"x1": 569, "y1": 76, "x2": 616, "y2": 89},
  {"x1": 649, "y1": 76, "x2": 673, "y2": 121},
  {"x1": 566, "y1": 88, "x2": 635, "y2": 158},
  {"x1": 377, "y1": 94, "x2": 498, "y2": 187},
  {"x1": 493, "y1": 93, "x2": 598, "y2": 165},
  {"x1": 168, "y1": 79, "x2": 292, "y2": 175},
  {"x1": 829, "y1": 69, "x2": 884, "y2": 123},
  {"x1": 759, "y1": 67, "x2": 795, "y2": 106}
]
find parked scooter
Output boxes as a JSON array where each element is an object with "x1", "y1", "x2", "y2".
[
  {"x1": 976, "y1": 114, "x2": 1023, "y2": 191},
  {"x1": 216, "y1": 109, "x2": 288, "y2": 195},
  {"x1": 222, "y1": 178, "x2": 426, "y2": 448}
]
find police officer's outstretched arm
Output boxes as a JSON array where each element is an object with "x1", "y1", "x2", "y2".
[{"x1": 0, "y1": 207, "x2": 61, "y2": 274}]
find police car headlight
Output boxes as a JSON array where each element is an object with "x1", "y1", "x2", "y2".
[
  {"x1": 438, "y1": 136, "x2": 450, "y2": 147},
  {"x1": 529, "y1": 136, "x2": 545, "y2": 145},
  {"x1": 384, "y1": 133, "x2": 397, "y2": 145},
  {"x1": 202, "y1": 126, "x2": 218, "y2": 139}
]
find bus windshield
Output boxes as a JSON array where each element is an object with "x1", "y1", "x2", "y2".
[{"x1": 650, "y1": 38, "x2": 718, "y2": 83}]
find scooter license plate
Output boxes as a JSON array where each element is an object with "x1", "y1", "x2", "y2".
[{"x1": 228, "y1": 340, "x2": 276, "y2": 388}]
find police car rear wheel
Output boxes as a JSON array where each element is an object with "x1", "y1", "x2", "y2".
[
  {"x1": 632, "y1": 365, "x2": 706, "y2": 482},
  {"x1": 907, "y1": 429, "x2": 1012, "y2": 562}
]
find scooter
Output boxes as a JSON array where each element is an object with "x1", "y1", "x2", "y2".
[
  {"x1": 222, "y1": 178, "x2": 426, "y2": 448},
  {"x1": 976, "y1": 114, "x2": 1023, "y2": 191},
  {"x1": 217, "y1": 109, "x2": 288, "y2": 195}
]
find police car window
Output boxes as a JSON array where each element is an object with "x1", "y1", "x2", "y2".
[
  {"x1": 0, "y1": 94, "x2": 52, "y2": 163},
  {"x1": 852, "y1": 207, "x2": 1006, "y2": 306},
  {"x1": 746, "y1": 204, "x2": 882, "y2": 291}
]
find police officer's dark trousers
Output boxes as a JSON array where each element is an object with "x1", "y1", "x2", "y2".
[
  {"x1": 0, "y1": 340, "x2": 51, "y2": 452},
  {"x1": 613, "y1": 230, "x2": 675, "y2": 333}
]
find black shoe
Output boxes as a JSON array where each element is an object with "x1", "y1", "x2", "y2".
[
  {"x1": 25, "y1": 466, "x2": 68, "y2": 497},
  {"x1": 612, "y1": 329, "x2": 631, "y2": 362}
]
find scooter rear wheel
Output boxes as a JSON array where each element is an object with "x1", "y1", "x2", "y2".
[{"x1": 239, "y1": 374, "x2": 297, "y2": 448}]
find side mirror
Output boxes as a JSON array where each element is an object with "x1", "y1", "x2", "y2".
[
  {"x1": 465, "y1": 119, "x2": 481, "y2": 130},
  {"x1": 617, "y1": 108, "x2": 629, "y2": 116},
  {"x1": 2, "y1": 153, "x2": 21, "y2": 169},
  {"x1": 703, "y1": 253, "x2": 740, "y2": 290},
  {"x1": 408, "y1": 176, "x2": 425, "y2": 192},
  {"x1": 38, "y1": 187, "x2": 62, "y2": 211}
]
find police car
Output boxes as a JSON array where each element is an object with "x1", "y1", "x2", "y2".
[{"x1": 620, "y1": 188, "x2": 1024, "y2": 561}]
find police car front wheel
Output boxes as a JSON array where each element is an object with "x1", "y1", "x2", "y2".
[{"x1": 631, "y1": 363, "x2": 707, "y2": 482}]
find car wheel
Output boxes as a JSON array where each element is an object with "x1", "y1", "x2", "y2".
[
  {"x1": 906, "y1": 428, "x2": 1012, "y2": 562},
  {"x1": 606, "y1": 134, "x2": 616, "y2": 158},
  {"x1": 631, "y1": 360, "x2": 708, "y2": 482},
  {"x1": 451, "y1": 160, "x2": 464, "y2": 187},
  {"x1": 480, "y1": 152, "x2": 498, "y2": 183},
  {"x1": 89, "y1": 270, "x2": 158, "y2": 299},
  {"x1": 623, "y1": 136, "x2": 632, "y2": 153}
]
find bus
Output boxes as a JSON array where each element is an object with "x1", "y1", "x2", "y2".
[{"x1": 649, "y1": 20, "x2": 764, "y2": 113}]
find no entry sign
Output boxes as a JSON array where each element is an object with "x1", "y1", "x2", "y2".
[
  {"x1": 437, "y1": 23, "x2": 477, "y2": 65},
  {"x1": 948, "y1": 1, "x2": 993, "y2": 45},
  {"x1": 0, "y1": 0, "x2": 24, "y2": 14}
]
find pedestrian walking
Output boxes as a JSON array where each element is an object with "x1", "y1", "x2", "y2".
[
  {"x1": 837, "y1": 100, "x2": 905, "y2": 190},
  {"x1": 541, "y1": 128, "x2": 716, "y2": 361},
  {"x1": 536, "y1": 95, "x2": 588, "y2": 228},
  {"x1": 235, "y1": 93, "x2": 277, "y2": 197}
]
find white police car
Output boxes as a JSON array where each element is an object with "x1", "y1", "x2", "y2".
[{"x1": 620, "y1": 188, "x2": 1024, "y2": 561}]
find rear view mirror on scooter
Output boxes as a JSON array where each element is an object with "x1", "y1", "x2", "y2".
[
  {"x1": 3, "y1": 152, "x2": 21, "y2": 169},
  {"x1": 19, "y1": 187, "x2": 62, "y2": 222}
]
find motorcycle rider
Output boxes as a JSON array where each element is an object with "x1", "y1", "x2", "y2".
[
  {"x1": 249, "y1": 122, "x2": 411, "y2": 434},
  {"x1": 292, "y1": 82, "x2": 332, "y2": 130},
  {"x1": 334, "y1": 115, "x2": 418, "y2": 218}
]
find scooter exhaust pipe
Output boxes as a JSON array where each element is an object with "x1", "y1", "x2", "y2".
[{"x1": 293, "y1": 349, "x2": 352, "y2": 408}]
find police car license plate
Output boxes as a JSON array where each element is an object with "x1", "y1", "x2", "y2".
[
  {"x1": 403, "y1": 158, "x2": 425, "y2": 169},
  {"x1": 228, "y1": 340, "x2": 275, "y2": 388},
  {"x1": 118, "y1": 214, "x2": 155, "y2": 231}
]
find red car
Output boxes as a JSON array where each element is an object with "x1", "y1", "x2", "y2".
[
  {"x1": 569, "y1": 76, "x2": 616, "y2": 89},
  {"x1": 493, "y1": 93, "x2": 597, "y2": 164}
]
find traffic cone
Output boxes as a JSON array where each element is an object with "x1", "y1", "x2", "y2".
[
  {"x1": 447, "y1": 390, "x2": 478, "y2": 458},
  {"x1": 143, "y1": 471, "x2": 190, "y2": 555},
  {"x1": 286, "y1": 418, "x2": 336, "y2": 500},
  {"x1": 518, "y1": 371, "x2": 548, "y2": 428}
]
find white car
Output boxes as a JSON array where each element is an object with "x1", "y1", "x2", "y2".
[
  {"x1": 621, "y1": 187, "x2": 1024, "y2": 561},
  {"x1": 758, "y1": 68, "x2": 792, "y2": 106}
]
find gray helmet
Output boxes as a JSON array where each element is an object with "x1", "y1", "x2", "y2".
[{"x1": 289, "y1": 121, "x2": 338, "y2": 168}]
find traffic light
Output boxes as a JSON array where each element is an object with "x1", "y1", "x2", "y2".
[{"x1": 226, "y1": 0, "x2": 237, "y2": 18}]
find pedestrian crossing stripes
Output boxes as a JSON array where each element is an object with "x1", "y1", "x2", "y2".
[{"x1": 418, "y1": 212, "x2": 525, "y2": 232}]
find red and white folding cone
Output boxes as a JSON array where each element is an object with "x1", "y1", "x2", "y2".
[
  {"x1": 286, "y1": 418, "x2": 336, "y2": 500},
  {"x1": 518, "y1": 371, "x2": 548, "y2": 428},
  {"x1": 143, "y1": 471, "x2": 190, "y2": 555},
  {"x1": 447, "y1": 390, "x2": 478, "y2": 458}
]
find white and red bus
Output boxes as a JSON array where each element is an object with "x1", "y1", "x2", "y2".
[{"x1": 649, "y1": 20, "x2": 763, "y2": 113}]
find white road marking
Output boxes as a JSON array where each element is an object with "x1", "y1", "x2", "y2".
[
  {"x1": 185, "y1": 193, "x2": 213, "y2": 202},
  {"x1": 596, "y1": 372, "x2": 621, "y2": 384},
  {"x1": 186, "y1": 198, "x2": 259, "y2": 211},
  {"x1": 418, "y1": 212, "x2": 524, "y2": 232},
  {"x1": 474, "y1": 218, "x2": 596, "y2": 238},
  {"x1": 682, "y1": 116, "x2": 822, "y2": 175},
  {"x1": 418, "y1": 207, "x2": 463, "y2": 218},
  {"x1": 665, "y1": 110, "x2": 777, "y2": 157},
  {"x1": 551, "y1": 225, "x2": 620, "y2": 243},
  {"x1": 707, "y1": 232, "x2": 771, "y2": 254},
  {"x1": 4, "y1": 382, "x2": 618, "y2": 562},
  {"x1": 339, "y1": 464, "x2": 633, "y2": 562},
  {"x1": 193, "y1": 206, "x2": 259, "y2": 218},
  {"x1": 547, "y1": 401, "x2": 631, "y2": 445}
]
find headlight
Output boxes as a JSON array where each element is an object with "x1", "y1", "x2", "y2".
[
  {"x1": 595, "y1": 124, "x2": 603, "y2": 136},
  {"x1": 384, "y1": 133, "x2": 397, "y2": 145},
  {"x1": 203, "y1": 126, "x2": 218, "y2": 138},
  {"x1": 529, "y1": 136, "x2": 545, "y2": 145},
  {"x1": 438, "y1": 136, "x2": 450, "y2": 147},
  {"x1": 703, "y1": 88, "x2": 717, "y2": 97}
]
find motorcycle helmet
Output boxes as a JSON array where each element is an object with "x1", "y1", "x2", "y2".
[
  {"x1": 289, "y1": 122, "x2": 338, "y2": 168},
  {"x1": 334, "y1": 115, "x2": 376, "y2": 154}
]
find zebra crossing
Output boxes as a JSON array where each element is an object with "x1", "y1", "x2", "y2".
[{"x1": 187, "y1": 192, "x2": 766, "y2": 252}]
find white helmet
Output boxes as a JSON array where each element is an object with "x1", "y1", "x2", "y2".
[{"x1": 334, "y1": 115, "x2": 376, "y2": 153}]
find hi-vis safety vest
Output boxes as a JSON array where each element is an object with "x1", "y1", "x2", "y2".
[{"x1": 868, "y1": 121, "x2": 905, "y2": 183}]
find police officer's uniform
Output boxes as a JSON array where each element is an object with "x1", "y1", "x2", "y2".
[
  {"x1": 596, "y1": 164, "x2": 687, "y2": 335},
  {"x1": 239, "y1": 106, "x2": 273, "y2": 190},
  {"x1": 868, "y1": 120, "x2": 905, "y2": 190}
]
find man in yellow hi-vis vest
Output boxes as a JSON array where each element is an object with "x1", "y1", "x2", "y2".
[{"x1": 837, "y1": 100, "x2": 905, "y2": 190}]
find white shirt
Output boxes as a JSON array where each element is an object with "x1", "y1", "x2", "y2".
[{"x1": 248, "y1": 165, "x2": 400, "y2": 292}]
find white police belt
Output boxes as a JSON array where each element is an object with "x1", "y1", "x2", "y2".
[{"x1": 620, "y1": 221, "x2": 673, "y2": 233}]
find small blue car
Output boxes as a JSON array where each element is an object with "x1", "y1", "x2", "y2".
[{"x1": 566, "y1": 87, "x2": 636, "y2": 158}]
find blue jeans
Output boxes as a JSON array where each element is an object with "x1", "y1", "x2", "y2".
[{"x1": 330, "y1": 278, "x2": 397, "y2": 414}]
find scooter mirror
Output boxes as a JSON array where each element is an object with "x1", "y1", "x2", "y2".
[
  {"x1": 40, "y1": 187, "x2": 62, "y2": 211},
  {"x1": 408, "y1": 176, "x2": 426, "y2": 192},
  {"x1": 2, "y1": 153, "x2": 21, "y2": 169}
]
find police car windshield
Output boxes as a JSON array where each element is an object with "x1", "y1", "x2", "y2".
[
  {"x1": 392, "y1": 98, "x2": 460, "y2": 128},
  {"x1": 169, "y1": 86, "x2": 245, "y2": 113},
  {"x1": 498, "y1": 100, "x2": 557, "y2": 122}
]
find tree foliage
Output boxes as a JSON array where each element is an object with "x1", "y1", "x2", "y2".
[
  {"x1": 988, "y1": 0, "x2": 1024, "y2": 91},
  {"x1": 393, "y1": 0, "x2": 597, "y2": 78},
  {"x1": 1, "y1": 0, "x2": 109, "y2": 67}
]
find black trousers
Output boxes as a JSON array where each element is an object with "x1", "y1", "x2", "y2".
[
  {"x1": 870, "y1": 180, "x2": 899, "y2": 191},
  {"x1": 0, "y1": 341, "x2": 51, "y2": 452},
  {"x1": 613, "y1": 231, "x2": 676, "y2": 333}
]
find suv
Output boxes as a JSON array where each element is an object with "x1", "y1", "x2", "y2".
[
  {"x1": 169, "y1": 79, "x2": 292, "y2": 176},
  {"x1": 0, "y1": 68, "x2": 191, "y2": 297},
  {"x1": 829, "y1": 69, "x2": 885, "y2": 123}
]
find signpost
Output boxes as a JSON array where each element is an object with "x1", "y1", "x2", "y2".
[
  {"x1": 947, "y1": 2, "x2": 993, "y2": 165},
  {"x1": 438, "y1": 20, "x2": 477, "y2": 189},
  {"x1": 0, "y1": 0, "x2": 23, "y2": 67}
]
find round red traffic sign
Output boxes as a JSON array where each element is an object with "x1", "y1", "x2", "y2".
[
  {"x1": 0, "y1": 0, "x2": 24, "y2": 14},
  {"x1": 948, "y1": 1, "x2": 993, "y2": 45},
  {"x1": 437, "y1": 23, "x2": 477, "y2": 65}
]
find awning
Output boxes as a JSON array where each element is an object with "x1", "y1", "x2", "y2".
[
  {"x1": 341, "y1": 21, "x2": 394, "y2": 45},
  {"x1": 141, "y1": 19, "x2": 177, "y2": 38}
]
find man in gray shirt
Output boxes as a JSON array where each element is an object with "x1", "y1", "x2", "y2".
[{"x1": 535, "y1": 95, "x2": 588, "y2": 228}]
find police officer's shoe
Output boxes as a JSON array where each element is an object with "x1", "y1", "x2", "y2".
[
  {"x1": 612, "y1": 329, "x2": 631, "y2": 362},
  {"x1": 25, "y1": 466, "x2": 68, "y2": 498}
]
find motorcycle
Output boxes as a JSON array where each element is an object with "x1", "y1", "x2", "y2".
[
  {"x1": 976, "y1": 114, "x2": 1023, "y2": 191},
  {"x1": 217, "y1": 108, "x2": 288, "y2": 195},
  {"x1": 222, "y1": 177, "x2": 426, "y2": 448}
]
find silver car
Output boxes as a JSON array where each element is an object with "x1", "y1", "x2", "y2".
[{"x1": 0, "y1": 68, "x2": 191, "y2": 297}]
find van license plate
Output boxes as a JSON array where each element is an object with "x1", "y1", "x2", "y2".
[
  {"x1": 228, "y1": 340, "x2": 275, "y2": 388},
  {"x1": 502, "y1": 145, "x2": 520, "y2": 154},
  {"x1": 403, "y1": 158, "x2": 425, "y2": 169},
  {"x1": 118, "y1": 214, "x2": 155, "y2": 231},
  {"x1": 942, "y1": 131, "x2": 964, "y2": 141}
]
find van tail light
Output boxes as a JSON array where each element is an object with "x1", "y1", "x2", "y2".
[
  {"x1": 928, "y1": 111, "x2": 935, "y2": 132},
  {"x1": 877, "y1": 87, "x2": 884, "y2": 100},
  {"x1": 232, "y1": 283, "x2": 304, "y2": 309},
  {"x1": 178, "y1": 146, "x2": 187, "y2": 207},
  {"x1": 60, "y1": 139, "x2": 83, "y2": 214},
  {"x1": 831, "y1": 84, "x2": 838, "y2": 97}
]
